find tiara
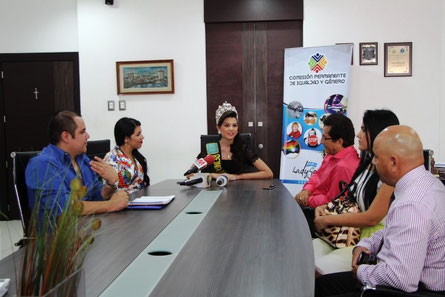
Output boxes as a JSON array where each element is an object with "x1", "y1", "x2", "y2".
[{"x1": 215, "y1": 101, "x2": 238, "y2": 125}]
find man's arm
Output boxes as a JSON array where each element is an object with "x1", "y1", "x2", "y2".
[
  {"x1": 307, "y1": 165, "x2": 354, "y2": 208},
  {"x1": 357, "y1": 202, "x2": 431, "y2": 292},
  {"x1": 82, "y1": 190, "x2": 128, "y2": 214}
]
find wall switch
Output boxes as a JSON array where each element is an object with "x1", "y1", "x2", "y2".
[
  {"x1": 119, "y1": 100, "x2": 126, "y2": 111},
  {"x1": 107, "y1": 100, "x2": 115, "y2": 111}
]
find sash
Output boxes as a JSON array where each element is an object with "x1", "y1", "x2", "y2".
[{"x1": 205, "y1": 142, "x2": 223, "y2": 173}]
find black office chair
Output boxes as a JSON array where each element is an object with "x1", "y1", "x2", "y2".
[
  {"x1": 10, "y1": 151, "x2": 40, "y2": 246},
  {"x1": 200, "y1": 133, "x2": 252, "y2": 154},
  {"x1": 361, "y1": 285, "x2": 445, "y2": 296},
  {"x1": 423, "y1": 149, "x2": 434, "y2": 172},
  {"x1": 86, "y1": 139, "x2": 111, "y2": 160},
  {"x1": 200, "y1": 133, "x2": 256, "y2": 172}
]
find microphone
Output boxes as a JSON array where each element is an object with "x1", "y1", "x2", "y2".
[
  {"x1": 216, "y1": 175, "x2": 228, "y2": 187},
  {"x1": 178, "y1": 173, "x2": 211, "y2": 188},
  {"x1": 178, "y1": 177, "x2": 203, "y2": 186},
  {"x1": 183, "y1": 155, "x2": 215, "y2": 176}
]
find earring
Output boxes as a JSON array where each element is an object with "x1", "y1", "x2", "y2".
[{"x1": 218, "y1": 130, "x2": 221, "y2": 134}]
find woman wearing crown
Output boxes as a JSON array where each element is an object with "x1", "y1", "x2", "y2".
[{"x1": 197, "y1": 102, "x2": 273, "y2": 181}]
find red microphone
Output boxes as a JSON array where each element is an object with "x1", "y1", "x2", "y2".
[{"x1": 183, "y1": 155, "x2": 215, "y2": 176}]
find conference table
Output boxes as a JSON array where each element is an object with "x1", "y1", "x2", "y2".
[{"x1": 0, "y1": 179, "x2": 314, "y2": 297}]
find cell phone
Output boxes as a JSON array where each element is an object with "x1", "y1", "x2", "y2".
[
  {"x1": 262, "y1": 184, "x2": 276, "y2": 190},
  {"x1": 357, "y1": 252, "x2": 374, "y2": 265}
]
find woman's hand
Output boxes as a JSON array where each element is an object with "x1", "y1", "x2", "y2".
[
  {"x1": 314, "y1": 215, "x2": 330, "y2": 232},
  {"x1": 315, "y1": 204, "x2": 328, "y2": 217}
]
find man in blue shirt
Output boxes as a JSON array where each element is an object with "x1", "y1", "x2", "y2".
[{"x1": 26, "y1": 111, "x2": 128, "y2": 217}]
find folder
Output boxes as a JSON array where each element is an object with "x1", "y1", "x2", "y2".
[{"x1": 127, "y1": 195, "x2": 175, "y2": 210}]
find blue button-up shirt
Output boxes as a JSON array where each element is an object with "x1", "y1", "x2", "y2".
[{"x1": 25, "y1": 144, "x2": 104, "y2": 217}]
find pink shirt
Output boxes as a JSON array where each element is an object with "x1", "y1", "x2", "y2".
[{"x1": 303, "y1": 145, "x2": 359, "y2": 208}]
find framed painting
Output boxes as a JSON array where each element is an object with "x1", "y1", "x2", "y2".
[
  {"x1": 384, "y1": 42, "x2": 412, "y2": 77},
  {"x1": 116, "y1": 59, "x2": 174, "y2": 94},
  {"x1": 359, "y1": 42, "x2": 378, "y2": 65}
]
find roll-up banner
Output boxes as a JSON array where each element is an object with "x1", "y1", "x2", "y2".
[{"x1": 280, "y1": 45, "x2": 353, "y2": 193}]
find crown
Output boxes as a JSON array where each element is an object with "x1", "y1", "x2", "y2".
[{"x1": 215, "y1": 101, "x2": 238, "y2": 125}]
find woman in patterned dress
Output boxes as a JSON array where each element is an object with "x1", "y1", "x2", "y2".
[
  {"x1": 104, "y1": 117, "x2": 149, "y2": 194},
  {"x1": 312, "y1": 109, "x2": 399, "y2": 275}
]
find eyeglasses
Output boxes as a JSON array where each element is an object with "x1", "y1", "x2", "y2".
[{"x1": 322, "y1": 134, "x2": 334, "y2": 141}]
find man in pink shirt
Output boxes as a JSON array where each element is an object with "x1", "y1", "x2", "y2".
[
  {"x1": 295, "y1": 114, "x2": 359, "y2": 237},
  {"x1": 295, "y1": 113, "x2": 359, "y2": 208}
]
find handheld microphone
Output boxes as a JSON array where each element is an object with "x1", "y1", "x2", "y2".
[
  {"x1": 178, "y1": 177, "x2": 203, "y2": 186},
  {"x1": 178, "y1": 173, "x2": 211, "y2": 188},
  {"x1": 216, "y1": 175, "x2": 228, "y2": 187},
  {"x1": 184, "y1": 155, "x2": 215, "y2": 176}
]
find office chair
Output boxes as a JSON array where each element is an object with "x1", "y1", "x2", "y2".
[
  {"x1": 10, "y1": 151, "x2": 40, "y2": 247},
  {"x1": 361, "y1": 285, "x2": 445, "y2": 296},
  {"x1": 423, "y1": 149, "x2": 434, "y2": 172},
  {"x1": 86, "y1": 139, "x2": 111, "y2": 160},
  {"x1": 200, "y1": 133, "x2": 252, "y2": 154},
  {"x1": 200, "y1": 133, "x2": 256, "y2": 172}
]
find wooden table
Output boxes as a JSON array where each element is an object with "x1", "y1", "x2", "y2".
[{"x1": 0, "y1": 179, "x2": 314, "y2": 297}]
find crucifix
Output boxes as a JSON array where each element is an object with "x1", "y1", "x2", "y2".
[{"x1": 34, "y1": 88, "x2": 39, "y2": 100}]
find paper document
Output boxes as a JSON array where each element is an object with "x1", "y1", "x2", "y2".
[{"x1": 129, "y1": 195, "x2": 175, "y2": 206}]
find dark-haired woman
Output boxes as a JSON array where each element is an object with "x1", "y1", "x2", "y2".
[
  {"x1": 104, "y1": 117, "x2": 150, "y2": 194},
  {"x1": 312, "y1": 109, "x2": 399, "y2": 274},
  {"x1": 197, "y1": 102, "x2": 273, "y2": 180}
]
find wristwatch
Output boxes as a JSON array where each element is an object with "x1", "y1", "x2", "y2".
[{"x1": 106, "y1": 180, "x2": 119, "y2": 188}]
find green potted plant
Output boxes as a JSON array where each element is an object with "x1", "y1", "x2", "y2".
[{"x1": 18, "y1": 178, "x2": 101, "y2": 297}]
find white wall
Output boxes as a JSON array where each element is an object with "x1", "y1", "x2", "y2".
[
  {"x1": 1, "y1": 0, "x2": 444, "y2": 184},
  {"x1": 304, "y1": 0, "x2": 445, "y2": 161},
  {"x1": 77, "y1": 0, "x2": 207, "y2": 184},
  {"x1": 0, "y1": 0, "x2": 78, "y2": 52}
]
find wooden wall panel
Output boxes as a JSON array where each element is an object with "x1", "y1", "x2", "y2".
[
  {"x1": 204, "y1": 0, "x2": 303, "y2": 23},
  {"x1": 205, "y1": 23, "x2": 244, "y2": 133}
]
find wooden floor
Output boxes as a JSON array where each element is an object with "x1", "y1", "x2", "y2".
[{"x1": 0, "y1": 220, "x2": 22, "y2": 260}]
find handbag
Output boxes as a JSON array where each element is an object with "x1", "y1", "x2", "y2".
[{"x1": 316, "y1": 180, "x2": 361, "y2": 249}]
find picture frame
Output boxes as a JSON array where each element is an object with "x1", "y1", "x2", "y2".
[
  {"x1": 359, "y1": 42, "x2": 378, "y2": 65},
  {"x1": 335, "y1": 42, "x2": 354, "y2": 65},
  {"x1": 384, "y1": 42, "x2": 412, "y2": 77},
  {"x1": 116, "y1": 59, "x2": 174, "y2": 94}
]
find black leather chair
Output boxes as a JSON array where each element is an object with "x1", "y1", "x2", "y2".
[
  {"x1": 86, "y1": 139, "x2": 111, "y2": 160},
  {"x1": 200, "y1": 133, "x2": 252, "y2": 154},
  {"x1": 10, "y1": 151, "x2": 40, "y2": 246},
  {"x1": 200, "y1": 133, "x2": 257, "y2": 172},
  {"x1": 423, "y1": 149, "x2": 434, "y2": 172},
  {"x1": 361, "y1": 285, "x2": 445, "y2": 296}
]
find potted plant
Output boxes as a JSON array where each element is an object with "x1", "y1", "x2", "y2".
[{"x1": 18, "y1": 178, "x2": 101, "y2": 297}]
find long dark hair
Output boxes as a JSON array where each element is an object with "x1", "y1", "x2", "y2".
[
  {"x1": 351, "y1": 109, "x2": 399, "y2": 209},
  {"x1": 217, "y1": 111, "x2": 246, "y2": 172},
  {"x1": 114, "y1": 117, "x2": 150, "y2": 186}
]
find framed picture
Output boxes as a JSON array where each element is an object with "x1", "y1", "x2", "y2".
[
  {"x1": 384, "y1": 42, "x2": 412, "y2": 77},
  {"x1": 116, "y1": 59, "x2": 174, "y2": 94},
  {"x1": 336, "y1": 42, "x2": 354, "y2": 65},
  {"x1": 359, "y1": 42, "x2": 378, "y2": 65}
]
